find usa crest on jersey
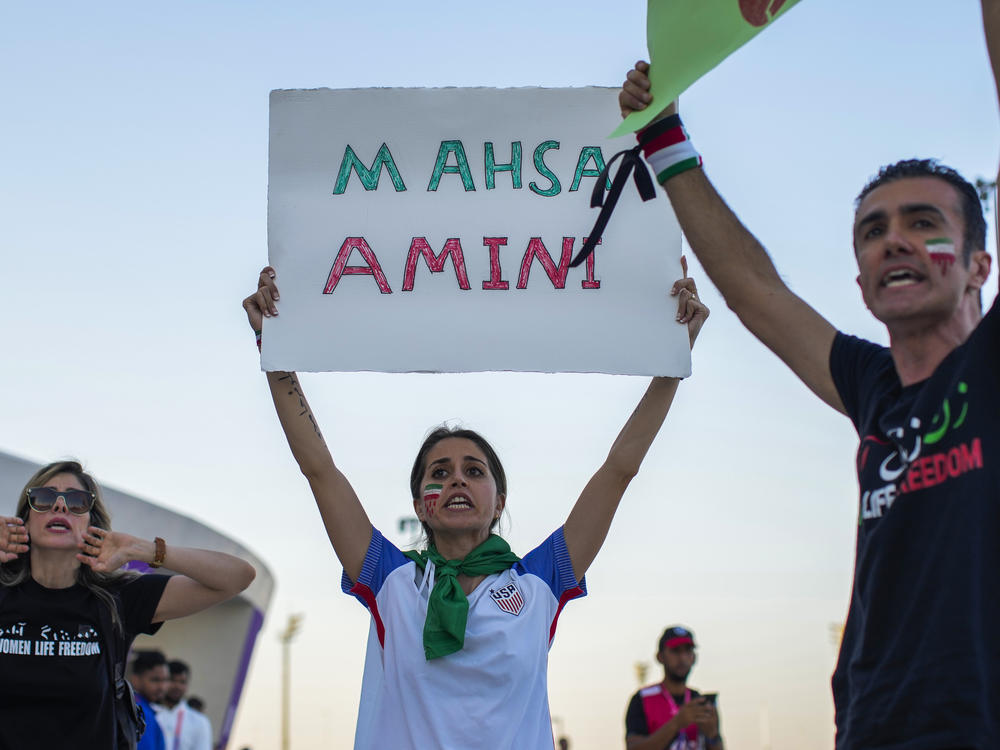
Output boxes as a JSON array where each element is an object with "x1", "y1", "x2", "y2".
[{"x1": 489, "y1": 582, "x2": 524, "y2": 616}]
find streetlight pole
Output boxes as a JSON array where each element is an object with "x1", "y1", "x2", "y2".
[
  {"x1": 634, "y1": 661, "x2": 649, "y2": 685},
  {"x1": 279, "y1": 613, "x2": 303, "y2": 750}
]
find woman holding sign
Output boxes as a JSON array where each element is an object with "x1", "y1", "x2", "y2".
[{"x1": 243, "y1": 262, "x2": 707, "y2": 750}]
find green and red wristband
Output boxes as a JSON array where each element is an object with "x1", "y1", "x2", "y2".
[{"x1": 637, "y1": 114, "x2": 702, "y2": 185}]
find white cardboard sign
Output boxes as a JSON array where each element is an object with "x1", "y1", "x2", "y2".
[{"x1": 264, "y1": 87, "x2": 686, "y2": 376}]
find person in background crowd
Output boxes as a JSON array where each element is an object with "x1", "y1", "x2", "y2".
[
  {"x1": 131, "y1": 649, "x2": 169, "y2": 750},
  {"x1": 156, "y1": 659, "x2": 213, "y2": 750},
  {"x1": 625, "y1": 626, "x2": 722, "y2": 749}
]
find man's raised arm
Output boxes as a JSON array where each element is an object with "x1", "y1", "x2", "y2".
[
  {"x1": 985, "y1": 0, "x2": 1000, "y2": 208},
  {"x1": 979, "y1": 0, "x2": 1000, "y2": 291},
  {"x1": 620, "y1": 63, "x2": 844, "y2": 414}
]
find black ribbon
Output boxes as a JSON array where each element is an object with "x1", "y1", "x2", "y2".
[{"x1": 569, "y1": 143, "x2": 657, "y2": 268}]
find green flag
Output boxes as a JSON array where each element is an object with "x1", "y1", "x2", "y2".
[{"x1": 612, "y1": 0, "x2": 803, "y2": 136}]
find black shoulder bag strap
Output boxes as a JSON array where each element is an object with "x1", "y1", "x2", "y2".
[{"x1": 96, "y1": 591, "x2": 145, "y2": 750}]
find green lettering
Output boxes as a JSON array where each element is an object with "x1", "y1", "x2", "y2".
[
  {"x1": 529, "y1": 141, "x2": 561, "y2": 197},
  {"x1": 333, "y1": 143, "x2": 406, "y2": 194},
  {"x1": 569, "y1": 146, "x2": 610, "y2": 192},
  {"x1": 427, "y1": 140, "x2": 476, "y2": 191},
  {"x1": 485, "y1": 142, "x2": 522, "y2": 190}
]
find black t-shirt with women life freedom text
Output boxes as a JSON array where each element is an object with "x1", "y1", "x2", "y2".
[
  {"x1": 830, "y1": 297, "x2": 1000, "y2": 749},
  {"x1": 0, "y1": 573, "x2": 167, "y2": 750}
]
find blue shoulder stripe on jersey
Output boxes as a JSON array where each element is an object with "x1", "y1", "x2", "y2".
[
  {"x1": 516, "y1": 526, "x2": 587, "y2": 601},
  {"x1": 341, "y1": 527, "x2": 411, "y2": 606}
]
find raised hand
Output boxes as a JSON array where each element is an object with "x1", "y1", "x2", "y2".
[
  {"x1": 77, "y1": 527, "x2": 139, "y2": 573},
  {"x1": 672, "y1": 256, "x2": 710, "y2": 347},
  {"x1": 619, "y1": 60, "x2": 677, "y2": 121},
  {"x1": 0, "y1": 517, "x2": 28, "y2": 563},
  {"x1": 242, "y1": 266, "x2": 280, "y2": 333}
]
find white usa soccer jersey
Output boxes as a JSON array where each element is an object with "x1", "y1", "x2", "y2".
[{"x1": 342, "y1": 527, "x2": 586, "y2": 750}]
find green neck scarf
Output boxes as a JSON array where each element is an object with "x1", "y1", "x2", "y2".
[{"x1": 403, "y1": 534, "x2": 521, "y2": 660}]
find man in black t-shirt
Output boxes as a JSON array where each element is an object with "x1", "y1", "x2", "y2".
[
  {"x1": 617, "y1": 3, "x2": 1000, "y2": 748},
  {"x1": 624, "y1": 626, "x2": 722, "y2": 750}
]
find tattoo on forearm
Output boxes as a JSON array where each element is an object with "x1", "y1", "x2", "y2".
[{"x1": 277, "y1": 374, "x2": 324, "y2": 440}]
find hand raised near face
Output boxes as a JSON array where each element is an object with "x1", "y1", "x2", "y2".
[
  {"x1": 77, "y1": 527, "x2": 137, "y2": 573},
  {"x1": 0, "y1": 517, "x2": 28, "y2": 563}
]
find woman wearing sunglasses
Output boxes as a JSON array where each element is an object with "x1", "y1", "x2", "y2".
[
  {"x1": 0, "y1": 460, "x2": 256, "y2": 750},
  {"x1": 242, "y1": 262, "x2": 707, "y2": 750}
]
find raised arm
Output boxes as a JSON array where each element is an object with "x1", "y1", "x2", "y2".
[
  {"x1": 988, "y1": 1, "x2": 1000, "y2": 142},
  {"x1": 77, "y1": 532, "x2": 256, "y2": 622},
  {"x1": 243, "y1": 268, "x2": 373, "y2": 581},
  {"x1": 563, "y1": 264, "x2": 707, "y2": 581},
  {"x1": 985, "y1": 0, "x2": 1000, "y2": 261},
  {"x1": 619, "y1": 63, "x2": 844, "y2": 414},
  {"x1": 983, "y1": 0, "x2": 1000, "y2": 292}
]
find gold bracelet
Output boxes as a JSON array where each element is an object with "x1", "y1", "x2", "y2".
[{"x1": 150, "y1": 537, "x2": 166, "y2": 568}]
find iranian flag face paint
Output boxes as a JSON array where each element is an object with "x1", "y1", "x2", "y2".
[
  {"x1": 422, "y1": 483, "x2": 443, "y2": 516},
  {"x1": 926, "y1": 237, "x2": 957, "y2": 275}
]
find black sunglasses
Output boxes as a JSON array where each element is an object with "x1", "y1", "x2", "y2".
[{"x1": 25, "y1": 487, "x2": 96, "y2": 515}]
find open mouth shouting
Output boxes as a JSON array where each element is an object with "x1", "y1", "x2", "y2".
[
  {"x1": 880, "y1": 266, "x2": 926, "y2": 288},
  {"x1": 44, "y1": 517, "x2": 73, "y2": 533},
  {"x1": 443, "y1": 494, "x2": 474, "y2": 511}
]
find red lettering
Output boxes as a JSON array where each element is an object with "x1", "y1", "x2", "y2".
[
  {"x1": 401, "y1": 237, "x2": 471, "y2": 291},
  {"x1": 517, "y1": 236, "x2": 573, "y2": 289},
  {"x1": 905, "y1": 459, "x2": 923, "y2": 491},
  {"x1": 923, "y1": 454, "x2": 939, "y2": 488},
  {"x1": 946, "y1": 447, "x2": 962, "y2": 477},
  {"x1": 481, "y1": 237, "x2": 509, "y2": 290},
  {"x1": 903, "y1": 438, "x2": 984, "y2": 494},
  {"x1": 960, "y1": 438, "x2": 983, "y2": 471},
  {"x1": 582, "y1": 237, "x2": 601, "y2": 289},
  {"x1": 323, "y1": 236, "x2": 392, "y2": 294},
  {"x1": 944, "y1": 451, "x2": 958, "y2": 481}
]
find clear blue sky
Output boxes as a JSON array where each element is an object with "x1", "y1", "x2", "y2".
[{"x1": 2, "y1": 1, "x2": 996, "y2": 747}]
